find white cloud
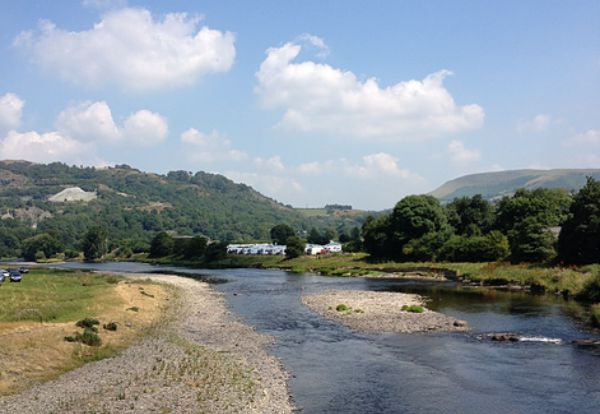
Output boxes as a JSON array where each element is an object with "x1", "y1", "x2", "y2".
[
  {"x1": 56, "y1": 101, "x2": 121, "y2": 142},
  {"x1": 298, "y1": 152, "x2": 421, "y2": 181},
  {"x1": 0, "y1": 130, "x2": 95, "y2": 164},
  {"x1": 226, "y1": 171, "x2": 304, "y2": 198},
  {"x1": 517, "y1": 114, "x2": 552, "y2": 133},
  {"x1": 254, "y1": 155, "x2": 285, "y2": 172},
  {"x1": 181, "y1": 128, "x2": 247, "y2": 162},
  {"x1": 255, "y1": 39, "x2": 484, "y2": 140},
  {"x1": 0, "y1": 93, "x2": 25, "y2": 133},
  {"x1": 15, "y1": 8, "x2": 235, "y2": 91},
  {"x1": 123, "y1": 110, "x2": 168, "y2": 146},
  {"x1": 564, "y1": 129, "x2": 600, "y2": 147},
  {"x1": 448, "y1": 139, "x2": 481, "y2": 164},
  {"x1": 296, "y1": 33, "x2": 329, "y2": 57},
  {"x1": 56, "y1": 101, "x2": 167, "y2": 146}
]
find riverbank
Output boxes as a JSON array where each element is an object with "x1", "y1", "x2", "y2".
[
  {"x1": 146, "y1": 253, "x2": 599, "y2": 298},
  {"x1": 0, "y1": 272, "x2": 293, "y2": 413},
  {"x1": 302, "y1": 290, "x2": 468, "y2": 334}
]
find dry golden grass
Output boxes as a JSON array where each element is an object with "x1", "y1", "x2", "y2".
[{"x1": 0, "y1": 279, "x2": 170, "y2": 396}]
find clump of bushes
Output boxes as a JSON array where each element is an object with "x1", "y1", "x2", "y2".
[
  {"x1": 401, "y1": 304, "x2": 425, "y2": 313},
  {"x1": 336, "y1": 304, "x2": 349, "y2": 312},
  {"x1": 577, "y1": 272, "x2": 600, "y2": 302},
  {"x1": 64, "y1": 328, "x2": 102, "y2": 346},
  {"x1": 103, "y1": 322, "x2": 118, "y2": 331},
  {"x1": 76, "y1": 318, "x2": 100, "y2": 332}
]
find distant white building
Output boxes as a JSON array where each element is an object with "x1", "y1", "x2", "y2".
[
  {"x1": 324, "y1": 241, "x2": 343, "y2": 253},
  {"x1": 227, "y1": 243, "x2": 286, "y2": 255}
]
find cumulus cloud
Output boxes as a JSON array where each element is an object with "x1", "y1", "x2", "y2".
[
  {"x1": 56, "y1": 101, "x2": 168, "y2": 145},
  {"x1": 0, "y1": 93, "x2": 24, "y2": 133},
  {"x1": 181, "y1": 128, "x2": 247, "y2": 162},
  {"x1": 255, "y1": 38, "x2": 484, "y2": 140},
  {"x1": 15, "y1": 8, "x2": 235, "y2": 91},
  {"x1": 0, "y1": 130, "x2": 95, "y2": 164},
  {"x1": 123, "y1": 110, "x2": 168, "y2": 146},
  {"x1": 254, "y1": 155, "x2": 285, "y2": 172},
  {"x1": 56, "y1": 101, "x2": 121, "y2": 142},
  {"x1": 448, "y1": 139, "x2": 481, "y2": 164},
  {"x1": 298, "y1": 152, "x2": 420, "y2": 180},
  {"x1": 517, "y1": 114, "x2": 553, "y2": 133},
  {"x1": 564, "y1": 129, "x2": 600, "y2": 147}
]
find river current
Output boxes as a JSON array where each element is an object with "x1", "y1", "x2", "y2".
[{"x1": 52, "y1": 262, "x2": 600, "y2": 414}]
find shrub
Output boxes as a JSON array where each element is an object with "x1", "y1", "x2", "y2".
[
  {"x1": 336, "y1": 304, "x2": 349, "y2": 312},
  {"x1": 80, "y1": 328, "x2": 102, "y2": 346},
  {"x1": 103, "y1": 322, "x2": 118, "y2": 331},
  {"x1": 64, "y1": 328, "x2": 102, "y2": 346},
  {"x1": 76, "y1": 318, "x2": 100, "y2": 330},
  {"x1": 577, "y1": 272, "x2": 600, "y2": 302},
  {"x1": 401, "y1": 304, "x2": 424, "y2": 313}
]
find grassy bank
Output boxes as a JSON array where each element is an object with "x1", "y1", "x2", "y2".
[
  {"x1": 0, "y1": 269, "x2": 171, "y2": 395},
  {"x1": 144, "y1": 252, "x2": 600, "y2": 298}
]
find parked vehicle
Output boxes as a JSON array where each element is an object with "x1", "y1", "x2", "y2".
[
  {"x1": 18, "y1": 267, "x2": 29, "y2": 274},
  {"x1": 0, "y1": 269, "x2": 9, "y2": 279},
  {"x1": 0, "y1": 273, "x2": 4, "y2": 284},
  {"x1": 9, "y1": 270, "x2": 22, "y2": 282}
]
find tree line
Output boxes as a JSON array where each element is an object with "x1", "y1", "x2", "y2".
[{"x1": 362, "y1": 177, "x2": 599, "y2": 264}]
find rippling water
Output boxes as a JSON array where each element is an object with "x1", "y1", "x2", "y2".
[{"x1": 53, "y1": 262, "x2": 600, "y2": 414}]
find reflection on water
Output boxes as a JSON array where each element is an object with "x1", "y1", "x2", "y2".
[{"x1": 52, "y1": 262, "x2": 600, "y2": 414}]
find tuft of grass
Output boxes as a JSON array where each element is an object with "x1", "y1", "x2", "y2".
[
  {"x1": 336, "y1": 304, "x2": 349, "y2": 312},
  {"x1": 401, "y1": 304, "x2": 425, "y2": 313}
]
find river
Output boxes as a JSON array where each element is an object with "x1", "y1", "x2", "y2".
[{"x1": 52, "y1": 262, "x2": 600, "y2": 413}]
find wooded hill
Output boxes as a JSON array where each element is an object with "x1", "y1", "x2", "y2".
[
  {"x1": 0, "y1": 161, "x2": 365, "y2": 258},
  {"x1": 430, "y1": 169, "x2": 600, "y2": 202}
]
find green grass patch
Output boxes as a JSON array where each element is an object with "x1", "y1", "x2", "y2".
[
  {"x1": 401, "y1": 304, "x2": 424, "y2": 313},
  {"x1": 591, "y1": 304, "x2": 600, "y2": 327},
  {"x1": 336, "y1": 304, "x2": 349, "y2": 312},
  {"x1": 0, "y1": 269, "x2": 124, "y2": 323}
]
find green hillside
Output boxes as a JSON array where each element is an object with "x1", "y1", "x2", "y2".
[
  {"x1": 0, "y1": 161, "x2": 314, "y2": 256},
  {"x1": 430, "y1": 169, "x2": 600, "y2": 202}
]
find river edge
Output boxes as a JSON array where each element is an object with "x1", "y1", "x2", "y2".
[
  {"x1": 0, "y1": 272, "x2": 293, "y2": 414},
  {"x1": 302, "y1": 290, "x2": 469, "y2": 334}
]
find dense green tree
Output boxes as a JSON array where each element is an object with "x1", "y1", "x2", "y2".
[
  {"x1": 22, "y1": 233, "x2": 63, "y2": 261},
  {"x1": 362, "y1": 215, "x2": 393, "y2": 258},
  {"x1": 494, "y1": 188, "x2": 572, "y2": 233},
  {"x1": 285, "y1": 236, "x2": 306, "y2": 259},
  {"x1": 439, "y1": 231, "x2": 509, "y2": 262},
  {"x1": 81, "y1": 226, "x2": 108, "y2": 261},
  {"x1": 270, "y1": 224, "x2": 295, "y2": 245},
  {"x1": 495, "y1": 188, "x2": 572, "y2": 262},
  {"x1": 446, "y1": 195, "x2": 494, "y2": 236},
  {"x1": 205, "y1": 241, "x2": 227, "y2": 262},
  {"x1": 185, "y1": 236, "x2": 208, "y2": 259},
  {"x1": 558, "y1": 177, "x2": 600, "y2": 264},
  {"x1": 508, "y1": 217, "x2": 556, "y2": 263},
  {"x1": 149, "y1": 231, "x2": 174, "y2": 258}
]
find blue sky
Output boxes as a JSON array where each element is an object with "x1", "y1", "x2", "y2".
[{"x1": 0, "y1": 0, "x2": 598, "y2": 209}]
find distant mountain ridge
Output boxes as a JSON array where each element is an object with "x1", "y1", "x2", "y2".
[{"x1": 430, "y1": 169, "x2": 600, "y2": 202}]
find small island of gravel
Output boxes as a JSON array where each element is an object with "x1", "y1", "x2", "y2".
[{"x1": 302, "y1": 290, "x2": 468, "y2": 334}]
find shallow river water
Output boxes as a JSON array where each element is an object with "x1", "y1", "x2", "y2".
[{"x1": 53, "y1": 262, "x2": 600, "y2": 414}]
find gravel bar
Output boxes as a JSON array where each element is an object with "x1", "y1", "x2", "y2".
[
  {"x1": 302, "y1": 290, "x2": 469, "y2": 334},
  {"x1": 0, "y1": 273, "x2": 293, "y2": 413}
]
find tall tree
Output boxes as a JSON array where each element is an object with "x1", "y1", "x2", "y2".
[
  {"x1": 558, "y1": 177, "x2": 600, "y2": 264},
  {"x1": 446, "y1": 194, "x2": 494, "y2": 236},
  {"x1": 270, "y1": 224, "x2": 295, "y2": 245},
  {"x1": 81, "y1": 226, "x2": 108, "y2": 262},
  {"x1": 285, "y1": 236, "x2": 306, "y2": 259},
  {"x1": 149, "y1": 231, "x2": 174, "y2": 258}
]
